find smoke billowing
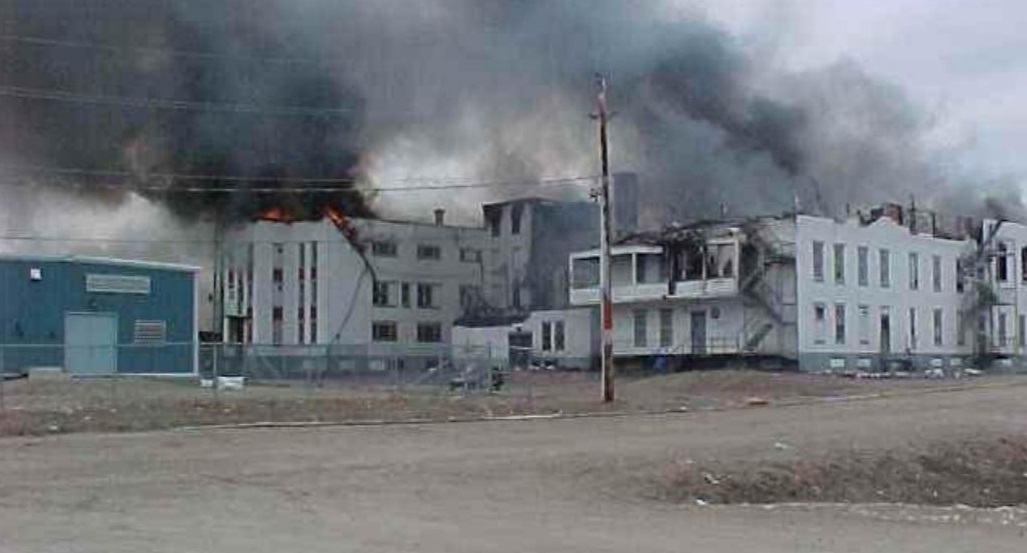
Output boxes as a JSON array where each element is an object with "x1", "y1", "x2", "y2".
[{"x1": 0, "y1": 0, "x2": 1021, "y2": 227}]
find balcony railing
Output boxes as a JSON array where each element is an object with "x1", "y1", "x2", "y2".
[{"x1": 570, "y1": 277, "x2": 739, "y2": 305}]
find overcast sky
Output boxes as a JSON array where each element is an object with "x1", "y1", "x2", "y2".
[{"x1": 693, "y1": 0, "x2": 1026, "y2": 178}]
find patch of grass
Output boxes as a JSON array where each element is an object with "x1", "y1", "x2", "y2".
[{"x1": 665, "y1": 436, "x2": 1027, "y2": 507}]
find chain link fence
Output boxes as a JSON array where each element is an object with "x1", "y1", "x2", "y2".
[{"x1": 0, "y1": 342, "x2": 601, "y2": 432}]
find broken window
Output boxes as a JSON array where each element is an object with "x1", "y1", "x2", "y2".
[
  {"x1": 909, "y1": 252, "x2": 919, "y2": 290},
  {"x1": 997, "y1": 242, "x2": 1010, "y2": 282},
  {"x1": 572, "y1": 257, "x2": 599, "y2": 289},
  {"x1": 813, "y1": 303, "x2": 826, "y2": 345},
  {"x1": 684, "y1": 247, "x2": 704, "y2": 280},
  {"x1": 716, "y1": 244, "x2": 734, "y2": 278}
]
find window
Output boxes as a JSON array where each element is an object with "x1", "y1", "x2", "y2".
[
  {"x1": 417, "y1": 322, "x2": 442, "y2": 343},
  {"x1": 460, "y1": 248, "x2": 482, "y2": 263},
  {"x1": 1020, "y1": 315, "x2": 1026, "y2": 347},
  {"x1": 459, "y1": 285, "x2": 480, "y2": 309},
  {"x1": 417, "y1": 244, "x2": 441, "y2": 260},
  {"x1": 909, "y1": 308, "x2": 918, "y2": 350},
  {"x1": 572, "y1": 257, "x2": 600, "y2": 289},
  {"x1": 833, "y1": 243, "x2": 845, "y2": 285},
  {"x1": 372, "y1": 241, "x2": 398, "y2": 257},
  {"x1": 372, "y1": 321, "x2": 398, "y2": 342},
  {"x1": 879, "y1": 249, "x2": 891, "y2": 288},
  {"x1": 1021, "y1": 247, "x2": 1027, "y2": 283},
  {"x1": 956, "y1": 259, "x2": 966, "y2": 293},
  {"x1": 511, "y1": 204, "x2": 523, "y2": 235},
  {"x1": 633, "y1": 309, "x2": 648, "y2": 347},
  {"x1": 554, "y1": 321, "x2": 565, "y2": 351},
  {"x1": 997, "y1": 243, "x2": 1009, "y2": 282},
  {"x1": 512, "y1": 279, "x2": 521, "y2": 309},
  {"x1": 373, "y1": 281, "x2": 396, "y2": 307},
  {"x1": 659, "y1": 308, "x2": 673, "y2": 348},
  {"x1": 958, "y1": 314, "x2": 966, "y2": 346},
  {"x1": 134, "y1": 320, "x2": 166, "y2": 344},
  {"x1": 814, "y1": 303, "x2": 826, "y2": 345},
  {"x1": 417, "y1": 283, "x2": 439, "y2": 309},
  {"x1": 272, "y1": 306, "x2": 283, "y2": 345},
  {"x1": 401, "y1": 283, "x2": 411, "y2": 307},
  {"x1": 542, "y1": 321, "x2": 552, "y2": 351},
  {"x1": 635, "y1": 255, "x2": 647, "y2": 284},
  {"x1": 999, "y1": 312, "x2": 1008, "y2": 347},
  {"x1": 858, "y1": 306, "x2": 870, "y2": 345},
  {"x1": 933, "y1": 308, "x2": 943, "y2": 346},
  {"x1": 812, "y1": 241, "x2": 824, "y2": 282},
  {"x1": 932, "y1": 255, "x2": 942, "y2": 292},
  {"x1": 834, "y1": 304, "x2": 846, "y2": 345},
  {"x1": 488, "y1": 210, "x2": 501, "y2": 237},
  {"x1": 908, "y1": 252, "x2": 919, "y2": 290},
  {"x1": 857, "y1": 246, "x2": 868, "y2": 287}
]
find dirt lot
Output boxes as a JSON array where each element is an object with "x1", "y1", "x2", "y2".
[
  {"x1": 1, "y1": 380, "x2": 1027, "y2": 552},
  {"x1": 0, "y1": 370, "x2": 1015, "y2": 436}
]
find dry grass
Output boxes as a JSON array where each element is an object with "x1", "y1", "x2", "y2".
[
  {"x1": 0, "y1": 370, "x2": 1021, "y2": 437},
  {"x1": 664, "y1": 435, "x2": 1027, "y2": 507}
]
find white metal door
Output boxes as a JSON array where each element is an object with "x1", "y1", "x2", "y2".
[{"x1": 64, "y1": 313, "x2": 118, "y2": 375}]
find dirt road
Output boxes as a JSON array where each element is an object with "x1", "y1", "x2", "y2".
[{"x1": 2, "y1": 384, "x2": 1027, "y2": 552}]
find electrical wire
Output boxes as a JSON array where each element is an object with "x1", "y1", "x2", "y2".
[
  {"x1": 0, "y1": 84, "x2": 354, "y2": 115},
  {"x1": 0, "y1": 174, "x2": 597, "y2": 193},
  {"x1": 0, "y1": 34, "x2": 329, "y2": 67}
]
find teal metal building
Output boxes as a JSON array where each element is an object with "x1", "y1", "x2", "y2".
[{"x1": 0, "y1": 255, "x2": 199, "y2": 376}]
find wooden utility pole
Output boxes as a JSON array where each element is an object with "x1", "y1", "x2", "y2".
[{"x1": 596, "y1": 76, "x2": 615, "y2": 403}]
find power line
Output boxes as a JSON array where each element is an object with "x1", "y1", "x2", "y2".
[
  {"x1": 0, "y1": 34, "x2": 328, "y2": 66},
  {"x1": 0, "y1": 84, "x2": 354, "y2": 116},
  {"x1": 0, "y1": 174, "x2": 598, "y2": 193}
]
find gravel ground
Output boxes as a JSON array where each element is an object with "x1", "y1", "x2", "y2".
[
  {"x1": 1, "y1": 382, "x2": 1027, "y2": 552},
  {"x1": 1, "y1": 370, "x2": 1017, "y2": 436}
]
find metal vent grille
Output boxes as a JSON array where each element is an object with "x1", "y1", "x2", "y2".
[
  {"x1": 134, "y1": 320, "x2": 167, "y2": 344},
  {"x1": 86, "y1": 274, "x2": 151, "y2": 295}
]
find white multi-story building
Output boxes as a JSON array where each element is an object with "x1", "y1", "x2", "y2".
[
  {"x1": 219, "y1": 211, "x2": 494, "y2": 348},
  {"x1": 569, "y1": 204, "x2": 1027, "y2": 372}
]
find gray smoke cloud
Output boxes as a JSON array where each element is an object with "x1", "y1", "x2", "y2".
[{"x1": 1, "y1": 0, "x2": 1020, "y2": 228}]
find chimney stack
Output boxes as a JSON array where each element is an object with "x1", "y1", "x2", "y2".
[{"x1": 434, "y1": 208, "x2": 445, "y2": 226}]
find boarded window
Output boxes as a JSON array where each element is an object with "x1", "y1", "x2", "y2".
[{"x1": 134, "y1": 320, "x2": 166, "y2": 344}]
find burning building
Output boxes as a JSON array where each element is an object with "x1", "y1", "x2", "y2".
[{"x1": 569, "y1": 203, "x2": 1027, "y2": 373}]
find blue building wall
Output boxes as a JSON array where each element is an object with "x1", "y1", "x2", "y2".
[{"x1": 0, "y1": 256, "x2": 196, "y2": 375}]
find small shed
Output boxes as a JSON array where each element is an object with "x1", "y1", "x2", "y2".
[{"x1": 0, "y1": 254, "x2": 199, "y2": 376}]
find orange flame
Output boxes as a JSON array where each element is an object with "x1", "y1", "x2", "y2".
[{"x1": 257, "y1": 206, "x2": 291, "y2": 223}]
